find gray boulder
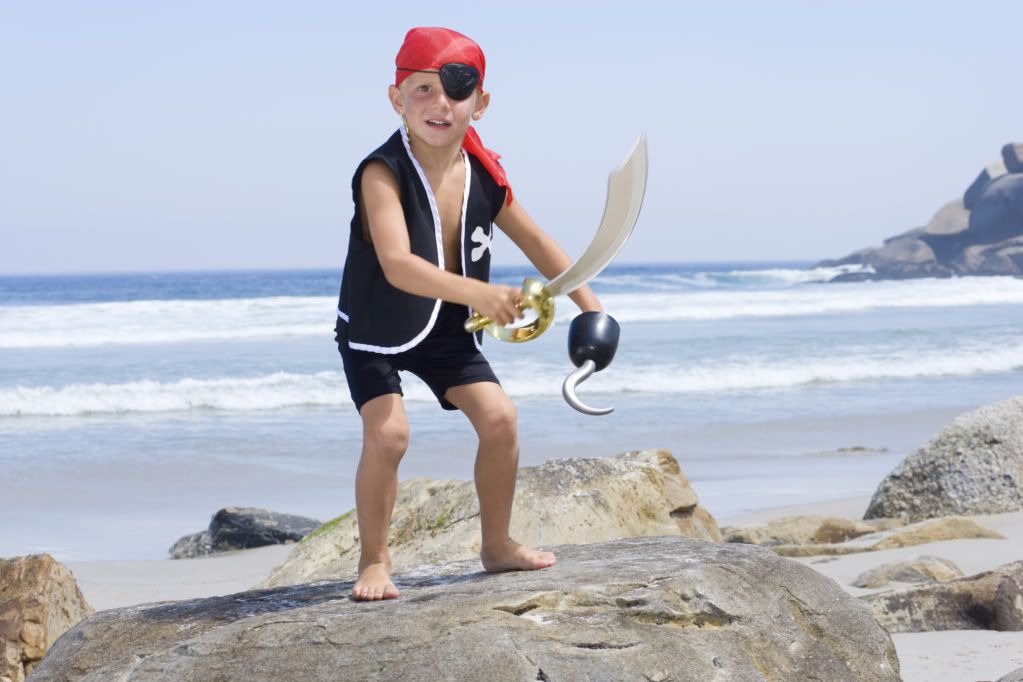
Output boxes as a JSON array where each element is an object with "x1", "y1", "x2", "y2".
[
  {"x1": 850, "y1": 555, "x2": 963, "y2": 589},
  {"x1": 861, "y1": 560, "x2": 1023, "y2": 633},
  {"x1": 771, "y1": 516, "x2": 1003, "y2": 557},
  {"x1": 0, "y1": 554, "x2": 93, "y2": 682},
  {"x1": 1004, "y1": 143, "x2": 1023, "y2": 173},
  {"x1": 998, "y1": 666, "x2": 1023, "y2": 682},
  {"x1": 873, "y1": 230, "x2": 937, "y2": 266},
  {"x1": 167, "y1": 530, "x2": 212, "y2": 559},
  {"x1": 924, "y1": 198, "x2": 970, "y2": 236},
  {"x1": 823, "y1": 230, "x2": 952, "y2": 281},
  {"x1": 722, "y1": 515, "x2": 901, "y2": 547},
  {"x1": 864, "y1": 396, "x2": 1023, "y2": 522},
  {"x1": 969, "y1": 173, "x2": 1023, "y2": 244},
  {"x1": 30, "y1": 536, "x2": 901, "y2": 682},
  {"x1": 169, "y1": 507, "x2": 322, "y2": 559},
  {"x1": 964, "y1": 159, "x2": 1008, "y2": 209},
  {"x1": 954, "y1": 235, "x2": 1023, "y2": 275}
]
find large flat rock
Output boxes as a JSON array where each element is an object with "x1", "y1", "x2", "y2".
[
  {"x1": 31, "y1": 536, "x2": 900, "y2": 682},
  {"x1": 262, "y1": 449, "x2": 720, "y2": 588}
]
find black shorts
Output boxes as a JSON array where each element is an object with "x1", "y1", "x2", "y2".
[{"x1": 335, "y1": 302, "x2": 500, "y2": 412}]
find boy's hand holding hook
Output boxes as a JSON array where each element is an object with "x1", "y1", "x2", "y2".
[{"x1": 464, "y1": 136, "x2": 648, "y2": 415}]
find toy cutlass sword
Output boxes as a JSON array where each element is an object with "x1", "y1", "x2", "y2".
[{"x1": 465, "y1": 136, "x2": 649, "y2": 415}]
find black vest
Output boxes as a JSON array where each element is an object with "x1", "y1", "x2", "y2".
[{"x1": 336, "y1": 127, "x2": 507, "y2": 354}]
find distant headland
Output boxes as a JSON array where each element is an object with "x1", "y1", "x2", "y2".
[{"x1": 819, "y1": 143, "x2": 1023, "y2": 282}]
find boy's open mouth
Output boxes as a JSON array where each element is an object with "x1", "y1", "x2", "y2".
[{"x1": 426, "y1": 119, "x2": 451, "y2": 128}]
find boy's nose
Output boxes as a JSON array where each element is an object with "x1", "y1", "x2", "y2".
[{"x1": 435, "y1": 92, "x2": 453, "y2": 110}]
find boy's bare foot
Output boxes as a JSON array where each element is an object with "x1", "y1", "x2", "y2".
[
  {"x1": 480, "y1": 539, "x2": 557, "y2": 573},
  {"x1": 352, "y1": 562, "x2": 400, "y2": 601}
]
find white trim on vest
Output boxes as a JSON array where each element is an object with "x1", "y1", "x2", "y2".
[
  {"x1": 341, "y1": 127, "x2": 469, "y2": 355},
  {"x1": 458, "y1": 149, "x2": 484, "y2": 351}
]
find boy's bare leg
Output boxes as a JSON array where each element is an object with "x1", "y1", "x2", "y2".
[
  {"x1": 352, "y1": 393, "x2": 409, "y2": 600},
  {"x1": 444, "y1": 382, "x2": 556, "y2": 572}
]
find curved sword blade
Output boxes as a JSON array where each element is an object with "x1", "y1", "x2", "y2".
[{"x1": 545, "y1": 136, "x2": 648, "y2": 297}]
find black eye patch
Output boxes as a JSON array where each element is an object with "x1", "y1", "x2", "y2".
[
  {"x1": 437, "y1": 63, "x2": 479, "y2": 101},
  {"x1": 397, "y1": 63, "x2": 480, "y2": 101}
]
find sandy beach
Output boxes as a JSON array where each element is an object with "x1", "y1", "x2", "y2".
[
  {"x1": 64, "y1": 544, "x2": 294, "y2": 612},
  {"x1": 2, "y1": 404, "x2": 969, "y2": 563},
  {"x1": 722, "y1": 498, "x2": 1023, "y2": 682}
]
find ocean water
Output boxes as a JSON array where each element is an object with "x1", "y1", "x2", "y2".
[{"x1": 2, "y1": 263, "x2": 1022, "y2": 560}]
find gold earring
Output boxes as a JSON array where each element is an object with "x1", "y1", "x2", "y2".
[{"x1": 401, "y1": 114, "x2": 409, "y2": 137}]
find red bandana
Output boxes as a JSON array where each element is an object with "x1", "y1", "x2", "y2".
[{"x1": 395, "y1": 27, "x2": 513, "y2": 206}]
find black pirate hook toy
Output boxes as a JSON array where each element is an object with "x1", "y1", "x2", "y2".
[{"x1": 465, "y1": 137, "x2": 648, "y2": 415}]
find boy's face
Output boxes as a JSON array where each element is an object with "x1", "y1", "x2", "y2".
[{"x1": 389, "y1": 72, "x2": 489, "y2": 148}]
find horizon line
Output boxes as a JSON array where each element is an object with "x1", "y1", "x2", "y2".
[{"x1": 0, "y1": 259, "x2": 823, "y2": 279}]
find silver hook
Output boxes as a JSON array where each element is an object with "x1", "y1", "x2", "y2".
[{"x1": 562, "y1": 360, "x2": 614, "y2": 416}]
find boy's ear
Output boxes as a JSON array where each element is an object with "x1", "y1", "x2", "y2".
[
  {"x1": 472, "y1": 91, "x2": 490, "y2": 121},
  {"x1": 388, "y1": 84, "x2": 403, "y2": 115}
]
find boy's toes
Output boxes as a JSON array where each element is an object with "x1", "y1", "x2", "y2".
[
  {"x1": 535, "y1": 550, "x2": 556, "y2": 568},
  {"x1": 481, "y1": 540, "x2": 557, "y2": 573},
  {"x1": 352, "y1": 562, "x2": 399, "y2": 601}
]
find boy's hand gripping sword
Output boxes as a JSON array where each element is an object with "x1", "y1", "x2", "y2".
[{"x1": 464, "y1": 136, "x2": 648, "y2": 415}]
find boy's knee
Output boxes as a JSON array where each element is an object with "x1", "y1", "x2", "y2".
[
  {"x1": 479, "y1": 401, "x2": 518, "y2": 443},
  {"x1": 365, "y1": 420, "x2": 410, "y2": 460}
]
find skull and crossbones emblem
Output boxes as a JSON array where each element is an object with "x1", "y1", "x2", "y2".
[{"x1": 470, "y1": 225, "x2": 492, "y2": 262}]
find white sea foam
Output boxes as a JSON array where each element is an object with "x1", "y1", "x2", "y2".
[
  {"x1": 2, "y1": 275, "x2": 1021, "y2": 349},
  {"x1": 0, "y1": 296, "x2": 330, "y2": 349},
  {"x1": 584, "y1": 276, "x2": 1023, "y2": 323},
  {"x1": 591, "y1": 264, "x2": 870, "y2": 289},
  {"x1": 718, "y1": 264, "x2": 874, "y2": 285},
  {"x1": 0, "y1": 371, "x2": 352, "y2": 417},
  {"x1": 3, "y1": 342, "x2": 1020, "y2": 417},
  {"x1": 500, "y1": 342, "x2": 1023, "y2": 396}
]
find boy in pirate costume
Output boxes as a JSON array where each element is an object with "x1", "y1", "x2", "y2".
[{"x1": 336, "y1": 27, "x2": 603, "y2": 601}]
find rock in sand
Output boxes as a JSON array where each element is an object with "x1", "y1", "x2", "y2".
[
  {"x1": 865, "y1": 396, "x2": 1023, "y2": 522},
  {"x1": 861, "y1": 560, "x2": 1023, "y2": 633},
  {"x1": 0, "y1": 554, "x2": 93, "y2": 682}
]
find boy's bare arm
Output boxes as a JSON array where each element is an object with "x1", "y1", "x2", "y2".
[
  {"x1": 494, "y1": 199, "x2": 603, "y2": 313},
  {"x1": 360, "y1": 161, "x2": 523, "y2": 326}
]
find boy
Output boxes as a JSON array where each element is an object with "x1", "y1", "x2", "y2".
[{"x1": 335, "y1": 27, "x2": 603, "y2": 601}]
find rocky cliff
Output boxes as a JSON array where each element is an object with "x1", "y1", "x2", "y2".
[{"x1": 820, "y1": 143, "x2": 1023, "y2": 280}]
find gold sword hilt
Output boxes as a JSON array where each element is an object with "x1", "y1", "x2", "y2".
[{"x1": 463, "y1": 278, "x2": 556, "y2": 343}]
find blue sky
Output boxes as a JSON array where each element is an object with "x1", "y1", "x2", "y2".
[{"x1": 2, "y1": 1, "x2": 1020, "y2": 274}]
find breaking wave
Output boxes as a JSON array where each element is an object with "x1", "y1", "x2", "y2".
[
  {"x1": 4, "y1": 342, "x2": 1021, "y2": 417},
  {"x1": 3, "y1": 276, "x2": 1023, "y2": 349}
]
